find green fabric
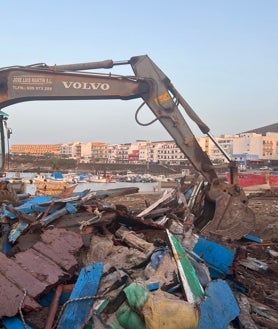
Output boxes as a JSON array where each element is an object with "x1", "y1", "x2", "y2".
[
  {"x1": 109, "y1": 322, "x2": 121, "y2": 329},
  {"x1": 123, "y1": 283, "x2": 150, "y2": 310},
  {"x1": 116, "y1": 302, "x2": 145, "y2": 329}
]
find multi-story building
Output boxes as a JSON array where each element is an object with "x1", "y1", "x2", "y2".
[
  {"x1": 232, "y1": 132, "x2": 278, "y2": 161},
  {"x1": 157, "y1": 141, "x2": 187, "y2": 165},
  {"x1": 91, "y1": 142, "x2": 109, "y2": 162},
  {"x1": 60, "y1": 142, "x2": 82, "y2": 159},
  {"x1": 9, "y1": 125, "x2": 278, "y2": 166},
  {"x1": 232, "y1": 133, "x2": 262, "y2": 158},
  {"x1": 197, "y1": 135, "x2": 234, "y2": 163},
  {"x1": 138, "y1": 141, "x2": 153, "y2": 163},
  {"x1": 261, "y1": 133, "x2": 278, "y2": 160},
  {"x1": 147, "y1": 142, "x2": 160, "y2": 163},
  {"x1": 104, "y1": 143, "x2": 128, "y2": 163},
  {"x1": 107, "y1": 144, "x2": 118, "y2": 163},
  {"x1": 10, "y1": 144, "x2": 61, "y2": 156},
  {"x1": 80, "y1": 142, "x2": 93, "y2": 163}
]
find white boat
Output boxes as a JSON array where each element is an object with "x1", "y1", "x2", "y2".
[{"x1": 89, "y1": 174, "x2": 116, "y2": 183}]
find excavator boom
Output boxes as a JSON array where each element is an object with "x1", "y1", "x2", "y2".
[
  {"x1": 0, "y1": 55, "x2": 255, "y2": 239},
  {"x1": 0, "y1": 55, "x2": 217, "y2": 182}
]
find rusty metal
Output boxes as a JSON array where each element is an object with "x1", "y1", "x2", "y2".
[
  {"x1": 201, "y1": 193, "x2": 255, "y2": 240},
  {"x1": 45, "y1": 284, "x2": 62, "y2": 329},
  {"x1": 45, "y1": 284, "x2": 74, "y2": 329}
]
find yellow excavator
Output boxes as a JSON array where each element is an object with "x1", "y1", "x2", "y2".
[{"x1": 0, "y1": 55, "x2": 255, "y2": 239}]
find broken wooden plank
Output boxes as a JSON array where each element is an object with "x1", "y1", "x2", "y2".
[
  {"x1": 57, "y1": 263, "x2": 104, "y2": 329},
  {"x1": 32, "y1": 228, "x2": 83, "y2": 272},
  {"x1": 44, "y1": 284, "x2": 64, "y2": 329},
  {"x1": 115, "y1": 226, "x2": 155, "y2": 253},
  {"x1": 136, "y1": 189, "x2": 175, "y2": 218},
  {"x1": 235, "y1": 292, "x2": 259, "y2": 329},
  {"x1": 0, "y1": 252, "x2": 47, "y2": 297},
  {"x1": 248, "y1": 297, "x2": 278, "y2": 324},
  {"x1": 0, "y1": 272, "x2": 41, "y2": 318},
  {"x1": 167, "y1": 229, "x2": 204, "y2": 303},
  {"x1": 9, "y1": 221, "x2": 29, "y2": 244},
  {"x1": 239, "y1": 257, "x2": 268, "y2": 271},
  {"x1": 0, "y1": 228, "x2": 84, "y2": 318},
  {"x1": 198, "y1": 279, "x2": 240, "y2": 329},
  {"x1": 13, "y1": 248, "x2": 67, "y2": 285},
  {"x1": 0, "y1": 216, "x2": 11, "y2": 254},
  {"x1": 2, "y1": 316, "x2": 33, "y2": 329},
  {"x1": 39, "y1": 227, "x2": 83, "y2": 251},
  {"x1": 39, "y1": 203, "x2": 77, "y2": 226},
  {"x1": 193, "y1": 237, "x2": 235, "y2": 278}
]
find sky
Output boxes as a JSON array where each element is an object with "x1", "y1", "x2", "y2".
[{"x1": 1, "y1": 0, "x2": 278, "y2": 145}]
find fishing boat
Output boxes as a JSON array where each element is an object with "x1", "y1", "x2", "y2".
[{"x1": 89, "y1": 174, "x2": 116, "y2": 183}]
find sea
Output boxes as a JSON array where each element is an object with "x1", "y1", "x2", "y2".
[{"x1": 6, "y1": 172, "x2": 159, "y2": 196}]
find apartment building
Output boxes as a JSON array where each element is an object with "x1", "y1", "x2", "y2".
[
  {"x1": 157, "y1": 141, "x2": 187, "y2": 165},
  {"x1": 106, "y1": 143, "x2": 130, "y2": 163},
  {"x1": 233, "y1": 132, "x2": 278, "y2": 161},
  {"x1": 262, "y1": 133, "x2": 278, "y2": 160},
  {"x1": 61, "y1": 142, "x2": 83, "y2": 159},
  {"x1": 232, "y1": 133, "x2": 262, "y2": 158},
  {"x1": 10, "y1": 127, "x2": 278, "y2": 165},
  {"x1": 138, "y1": 141, "x2": 153, "y2": 163},
  {"x1": 197, "y1": 135, "x2": 234, "y2": 163},
  {"x1": 91, "y1": 142, "x2": 109, "y2": 162},
  {"x1": 128, "y1": 140, "x2": 154, "y2": 163},
  {"x1": 10, "y1": 144, "x2": 61, "y2": 156}
]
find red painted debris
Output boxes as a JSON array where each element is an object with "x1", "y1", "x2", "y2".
[{"x1": 0, "y1": 228, "x2": 83, "y2": 318}]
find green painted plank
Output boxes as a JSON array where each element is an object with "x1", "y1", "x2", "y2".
[{"x1": 167, "y1": 230, "x2": 204, "y2": 303}]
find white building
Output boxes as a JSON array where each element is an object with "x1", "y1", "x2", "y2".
[
  {"x1": 197, "y1": 135, "x2": 234, "y2": 163},
  {"x1": 157, "y1": 141, "x2": 187, "y2": 165},
  {"x1": 233, "y1": 133, "x2": 262, "y2": 157}
]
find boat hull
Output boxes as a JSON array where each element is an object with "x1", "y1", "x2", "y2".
[{"x1": 226, "y1": 171, "x2": 278, "y2": 187}]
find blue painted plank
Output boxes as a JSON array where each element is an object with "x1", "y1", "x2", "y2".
[
  {"x1": 193, "y1": 237, "x2": 235, "y2": 278},
  {"x1": 0, "y1": 219, "x2": 12, "y2": 254},
  {"x1": 39, "y1": 203, "x2": 77, "y2": 226},
  {"x1": 57, "y1": 263, "x2": 104, "y2": 329},
  {"x1": 244, "y1": 234, "x2": 262, "y2": 243},
  {"x1": 198, "y1": 279, "x2": 240, "y2": 329},
  {"x1": 2, "y1": 196, "x2": 52, "y2": 218},
  {"x1": 8, "y1": 221, "x2": 29, "y2": 244},
  {"x1": 2, "y1": 316, "x2": 33, "y2": 329}
]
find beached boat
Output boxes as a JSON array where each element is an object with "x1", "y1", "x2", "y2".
[
  {"x1": 29, "y1": 172, "x2": 76, "y2": 195},
  {"x1": 226, "y1": 171, "x2": 278, "y2": 188},
  {"x1": 34, "y1": 180, "x2": 75, "y2": 196}
]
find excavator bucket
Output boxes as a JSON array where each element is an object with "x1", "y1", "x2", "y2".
[{"x1": 192, "y1": 181, "x2": 256, "y2": 241}]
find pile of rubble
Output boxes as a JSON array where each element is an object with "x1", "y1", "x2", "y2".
[{"x1": 0, "y1": 184, "x2": 277, "y2": 329}]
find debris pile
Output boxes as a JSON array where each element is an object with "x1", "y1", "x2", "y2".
[{"x1": 0, "y1": 184, "x2": 277, "y2": 329}]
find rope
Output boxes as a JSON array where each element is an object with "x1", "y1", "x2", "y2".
[
  {"x1": 18, "y1": 288, "x2": 28, "y2": 329},
  {"x1": 52, "y1": 295, "x2": 96, "y2": 329}
]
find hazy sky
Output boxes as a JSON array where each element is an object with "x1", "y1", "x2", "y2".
[{"x1": 1, "y1": 0, "x2": 278, "y2": 145}]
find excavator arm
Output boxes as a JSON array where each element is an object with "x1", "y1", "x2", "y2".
[
  {"x1": 0, "y1": 55, "x2": 217, "y2": 182},
  {"x1": 0, "y1": 55, "x2": 255, "y2": 239}
]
